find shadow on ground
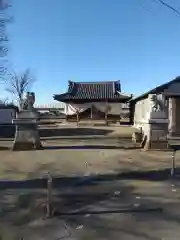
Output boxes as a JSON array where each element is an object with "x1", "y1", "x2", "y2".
[
  {"x1": 1, "y1": 167, "x2": 180, "y2": 239},
  {"x1": 0, "y1": 125, "x2": 15, "y2": 138},
  {"x1": 0, "y1": 174, "x2": 179, "y2": 240},
  {"x1": 43, "y1": 145, "x2": 140, "y2": 150},
  {"x1": 0, "y1": 167, "x2": 178, "y2": 190},
  {"x1": 39, "y1": 127, "x2": 113, "y2": 138},
  {"x1": 0, "y1": 126, "x2": 114, "y2": 138}
]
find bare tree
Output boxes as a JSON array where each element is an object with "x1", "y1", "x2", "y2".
[
  {"x1": 0, "y1": 97, "x2": 8, "y2": 105},
  {"x1": 5, "y1": 68, "x2": 36, "y2": 108}
]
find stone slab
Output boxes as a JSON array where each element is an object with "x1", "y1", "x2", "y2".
[
  {"x1": 150, "y1": 111, "x2": 167, "y2": 119},
  {"x1": 12, "y1": 142, "x2": 36, "y2": 151},
  {"x1": 140, "y1": 120, "x2": 168, "y2": 150},
  {"x1": 144, "y1": 140, "x2": 168, "y2": 150},
  {"x1": 150, "y1": 123, "x2": 168, "y2": 131},
  {"x1": 12, "y1": 119, "x2": 39, "y2": 124},
  {"x1": 150, "y1": 130, "x2": 167, "y2": 141},
  {"x1": 150, "y1": 141, "x2": 168, "y2": 149}
]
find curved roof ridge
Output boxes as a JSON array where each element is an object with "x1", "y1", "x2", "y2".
[{"x1": 70, "y1": 80, "x2": 121, "y2": 84}]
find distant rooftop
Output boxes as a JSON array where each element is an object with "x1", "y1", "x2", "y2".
[{"x1": 54, "y1": 80, "x2": 132, "y2": 103}]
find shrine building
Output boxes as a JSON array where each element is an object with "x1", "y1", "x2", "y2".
[{"x1": 53, "y1": 80, "x2": 132, "y2": 120}]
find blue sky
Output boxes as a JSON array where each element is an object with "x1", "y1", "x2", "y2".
[{"x1": 2, "y1": 0, "x2": 180, "y2": 103}]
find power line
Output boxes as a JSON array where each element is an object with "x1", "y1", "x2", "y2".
[
  {"x1": 138, "y1": 1, "x2": 157, "y2": 16},
  {"x1": 152, "y1": 0, "x2": 180, "y2": 17}
]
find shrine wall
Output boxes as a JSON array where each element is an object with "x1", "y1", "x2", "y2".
[{"x1": 134, "y1": 97, "x2": 150, "y2": 127}]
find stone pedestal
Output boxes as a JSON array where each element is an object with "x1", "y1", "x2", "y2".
[
  {"x1": 12, "y1": 110, "x2": 43, "y2": 151},
  {"x1": 133, "y1": 93, "x2": 169, "y2": 150},
  {"x1": 144, "y1": 96, "x2": 180, "y2": 150},
  {"x1": 143, "y1": 120, "x2": 168, "y2": 150}
]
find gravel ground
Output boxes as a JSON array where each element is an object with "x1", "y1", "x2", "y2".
[
  {"x1": 0, "y1": 138, "x2": 180, "y2": 239},
  {"x1": 1, "y1": 178, "x2": 180, "y2": 240},
  {"x1": 0, "y1": 138, "x2": 178, "y2": 180}
]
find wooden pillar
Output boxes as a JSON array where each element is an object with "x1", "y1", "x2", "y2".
[
  {"x1": 105, "y1": 102, "x2": 108, "y2": 125},
  {"x1": 168, "y1": 97, "x2": 176, "y2": 136},
  {"x1": 76, "y1": 110, "x2": 79, "y2": 127},
  {"x1": 129, "y1": 101, "x2": 135, "y2": 125},
  {"x1": 175, "y1": 98, "x2": 180, "y2": 134},
  {"x1": 167, "y1": 97, "x2": 180, "y2": 137},
  {"x1": 65, "y1": 103, "x2": 68, "y2": 122},
  {"x1": 91, "y1": 104, "x2": 93, "y2": 119}
]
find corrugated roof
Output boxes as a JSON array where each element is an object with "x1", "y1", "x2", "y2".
[{"x1": 54, "y1": 80, "x2": 132, "y2": 102}]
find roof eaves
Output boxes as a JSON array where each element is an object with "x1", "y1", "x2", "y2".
[
  {"x1": 71, "y1": 80, "x2": 120, "y2": 84},
  {"x1": 53, "y1": 92, "x2": 70, "y2": 100},
  {"x1": 129, "y1": 76, "x2": 180, "y2": 103},
  {"x1": 116, "y1": 91, "x2": 132, "y2": 98}
]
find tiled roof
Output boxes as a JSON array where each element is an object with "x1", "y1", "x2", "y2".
[
  {"x1": 130, "y1": 76, "x2": 180, "y2": 103},
  {"x1": 54, "y1": 80, "x2": 132, "y2": 102}
]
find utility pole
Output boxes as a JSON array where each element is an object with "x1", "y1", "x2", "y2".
[{"x1": 0, "y1": 0, "x2": 12, "y2": 79}]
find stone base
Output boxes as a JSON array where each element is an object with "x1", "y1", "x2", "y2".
[
  {"x1": 132, "y1": 132, "x2": 143, "y2": 144},
  {"x1": 12, "y1": 124, "x2": 43, "y2": 151},
  {"x1": 12, "y1": 141, "x2": 43, "y2": 151},
  {"x1": 168, "y1": 132, "x2": 180, "y2": 138},
  {"x1": 140, "y1": 121, "x2": 169, "y2": 150},
  {"x1": 144, "y1": 140, "x2": 168, "y2": 150}
]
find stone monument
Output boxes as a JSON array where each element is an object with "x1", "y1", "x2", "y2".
[
  {"x1": 143, "y1": 94, "x2": 168, "y2": 150},
  {"x1": 12, "y1": 92, "x2": 43, "y2": 151},
  {"x1": 133, "y1": 79, "x2": 180, "y2": 150},
  {"x1": 135, "y1": 93, "x2": 169, "y2": 150}
]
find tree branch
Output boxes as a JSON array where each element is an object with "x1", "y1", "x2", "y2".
[{"x1": 4, "y1": 68, "x2": 36, "y2": 106}]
